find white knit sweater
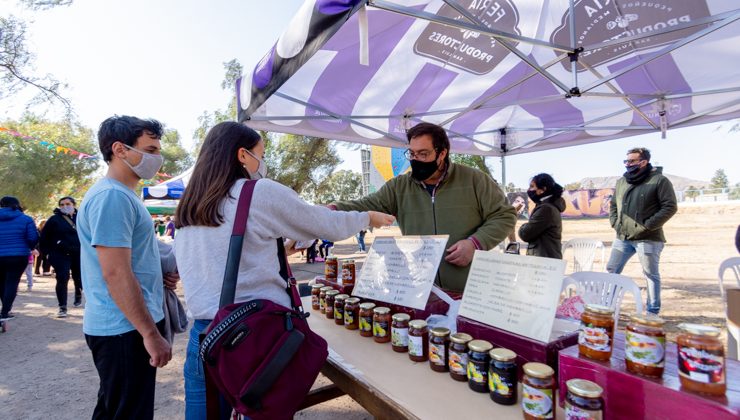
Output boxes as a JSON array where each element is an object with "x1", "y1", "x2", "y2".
[{"x1": 175, "y1": 179, "x2": 369, "y2": 319}]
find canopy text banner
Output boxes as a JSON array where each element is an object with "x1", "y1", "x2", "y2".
[
  {"x1": 459, "y1": 251, "x2": 566, "y2": 342},
  {"x1": 353, "y1": 235, "x2": 449, "y2": 310}
]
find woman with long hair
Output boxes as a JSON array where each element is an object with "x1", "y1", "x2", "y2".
[
  {"x1": 0, "y1": 196, "x2": 39, "y2": 325},
  {"x1": 174, "y1": 122, "x2": 394, "y2": 418},
  {"x1": 518, "y1": 173, "x2": 566, "y2": 259}
]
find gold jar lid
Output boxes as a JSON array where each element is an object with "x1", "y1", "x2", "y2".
[
  {"x1": 630, "y1": 313, "x2": 665, "y2": 327},
  {"x1": 566, "y1": 379, "x2": 603, "y2": 398},
  {"x1": 523, "y1": 362, "x2": 554, "y2": 379},
  {"x1": 678, "y1": 323, "x2": 720, "y2": 337},
  {"x1": 342, "y1": 259, "x2": 355, "y2": 265},
  {"x1": 373, "y1": 306, "x2": 391, "y2": 315},
  {"x1": 325, "y1": 290, "x2": 340, "y2": 296},
  {"x1": 468, "y1": 339, "x2": 493, "y2": 353},
  {"x1": 430, "y1": 327, "x2": 451, "y2": 337},
  {"x1": 359, "y1": 302, "x2": 376, "y2": 310},
  {"x1": 392, "y1": 313, "x2": 411, "y2": 322},
  {"x1": 584, "y1": 304, "x2": 614, "y2": 315},
  {"x1": 409, "y1": 320, "x2": 428, "y2": 329},
  {"x1": 319, "y1": 286, "x2": 334, "y2": 292},
  {"x1": 345, "y1": 297, "x2": 360, "y2": 305},
  {"x1": 311, "y1": 284, "x2": 324, "y2": 290},
  {"x1": 334, "y1": 294, "x2": 349, "y2": 301},
  {"x1": 450, "y1": 332, "x2": 473, "y2": 344},
  {"x1": 489, "y1": 348, "x2": 517, "y2": 362}
]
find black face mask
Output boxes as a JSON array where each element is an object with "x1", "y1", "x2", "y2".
[
  {"x1": 527, "y1": 189, "x2": 543, "y2": 203},
  {"x1": 410, "y1": 155, "x2": 440, "y2": 182}
]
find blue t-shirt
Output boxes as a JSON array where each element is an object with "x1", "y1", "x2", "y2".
[{"x1": 77, "y1": 178, "x2": 164, "y2": 336}]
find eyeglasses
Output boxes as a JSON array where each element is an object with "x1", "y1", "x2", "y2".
[
  {"x1": 623, "y1": 159, "x2": 644, "y2": 165},
  {"x1": 404, "y1": 149, "x2": 437, "y2": 161}
]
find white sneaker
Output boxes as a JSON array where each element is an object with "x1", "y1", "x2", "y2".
[{"x1": 57, "y1": 308, "x2": 67, "y2": 318}]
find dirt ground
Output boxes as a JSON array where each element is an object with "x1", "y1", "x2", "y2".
[{"x1": 1, "y1": 202, "x2": 737, "y2": 419}]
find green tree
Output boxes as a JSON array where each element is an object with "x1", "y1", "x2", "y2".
[
  {"x1": 159, "y1": 128, "x2": 193, "y2": 177},
  {"x1": 729, "y1": 182, "x2": 740, "y2": 201},
  {"x1": 265, "y1": 133, "x2": 341, "y2": 194},
  {"x1": 505, "y1": 182, "x2": 517, "y2": 193},
  {"x1": 0, "y1": 114, "x2": 100, "y2": 215},
  {"x1": 684, "y1": 185, "x2": 699, "y2": 200},
  {"x1": 192, "y1": 59, "x2": 243, "y2": 155},
  {"x1": 302, "y1": 170, "x2": 363, "y2": 204},
  {"x1": 710, "y1": 169, "x2": 729, "y2": 189},
  {"x1": 450, "y1": 153, "x2": 493, "y2": 179},
  {"x1": 564, "y1": 182, "x2": 581, "y2": 191}
]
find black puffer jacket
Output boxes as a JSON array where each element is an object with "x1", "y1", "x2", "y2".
[
  {"x1": 518, "y1": 196, "x2": 566, "y2": 259},
  {"x1": 40, "y1": 208, "x2": 80, "y2": 257}
]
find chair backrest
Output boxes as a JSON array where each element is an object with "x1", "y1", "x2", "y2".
[
  {"x1": 562, "y1": 238, "x2": 605, "y2": 273},
  {"x1": 561, "y1": 271, "x2": 644, "y2": 323},
  {"x1": 718, "y1": 257, "x2": 740, "y2": 298}
]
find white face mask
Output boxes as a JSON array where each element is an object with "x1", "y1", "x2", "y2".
[
  {"x1": 59, "y1": 205, "x2": 75, "y2": 215},
  {"x1": 122, "y1": 144, "x2": 164, "y2": 180},
  {"x1": 245, "y1": 149, "x2": 268, "y2": 179}
]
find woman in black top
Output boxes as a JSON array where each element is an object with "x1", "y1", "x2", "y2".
[{"x1": 518, "y1": 173, "x2": 566, "y2": 259}]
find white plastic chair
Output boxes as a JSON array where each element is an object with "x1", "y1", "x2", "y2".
[
  {"x1": 561, "y1": 271, "x2": 643, "y2": 323},
  {"x1": 562, "y1": 238, "x2": 605, "y2": 273},
  {"x1": 718, "y1": 257, "x2": 740, "y2": 299}
]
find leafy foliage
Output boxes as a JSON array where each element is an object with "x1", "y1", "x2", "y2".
[
  {"x1": 450, "y1": 153, "x2": 493, "y2": 179},
  {"x1": 159, "y1": 128, "x2": 193, "y2": 177},
  {"x1": 302, "y1": 169, "x2": 363, "y2": 204},
  {"x1": 710, "y1": 168, "x2": 729, "y2": 189},
  {"x1": 264, "y1": 133, "x2": 341, "y2": 194}
]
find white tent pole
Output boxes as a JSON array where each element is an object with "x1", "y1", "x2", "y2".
[{"x1": 501, "y1": 155, "x2": 506, "y2": 188}]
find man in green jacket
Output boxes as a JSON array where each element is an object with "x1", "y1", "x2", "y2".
[
  {"x1": 331, "y1": 122, "x2": 516, "y2": 292},
  {"x1": 607, "y1": 147, "x2": 677, "y2": 314}
]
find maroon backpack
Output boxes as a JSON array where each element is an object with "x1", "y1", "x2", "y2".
[{"x1": 199, "y1": 180, "x2": 328, "y2": 419}]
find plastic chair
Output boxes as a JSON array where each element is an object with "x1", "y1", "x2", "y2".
[
  {"x1": 562, "y1": 238, "x2": 605, "y2": 273},
  {"x1": 561, "y1": 271, "x2": 643, "y2": 323},
  {"x1": 718, "y1": 257, "x2": 740, "y2": 299}
]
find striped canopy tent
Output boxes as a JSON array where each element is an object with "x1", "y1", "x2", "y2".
[
  {"x1": 142, "y1": 167, "x2": 193, "y2": 200},
  {"x1": 237, "y1": 0, "x2": 740, "y2": 181}
]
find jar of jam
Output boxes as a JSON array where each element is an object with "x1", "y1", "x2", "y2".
[
  {"x1": 358, "y1": 302, "x2": 376, "y2": 337},
  {"x1": 408, "y1": 320, "x2": 429, "y2": 362},
  {"x1": 391, "y1": 313, "x2": 410, "y2": 352},
  {"x1": 318, "y1": 286, "x2": 333, "y2": 313},
  {"x1": 372, "y1": 307, "x2": 391, "y2": 343},
  {"x1": 428, "y1": 327, "x2": 450, "y2": 372},
  {"x1": 578, "y1": 304, "x2": 615, "y2": 361},
  {"x1": 467, "y1": 339, "x2": 493, "y2": 393},
  {"x1": 625, "y1": 313, "x2": 666, "y2": 378},
  {"x1": 310, "y1": 284, "x2": 323, "y2": 310},
  {"x1": 333, "y1": 294, "x2": 349, "y2": 325},
  {"x1": 449, "y1": 333, "x2": 473, "y2": 382},
  {"x1": 324, "y1": 290, "x2": 339, "y2": 320},
  {"x1": 565, "y1": 379, "x2": 603, "y2": 420},
  {"x1": 341, "y1": 259, "x2": 356, "y2": 286},
  {"x1": 324, "y1": 256, "x2": 338, "y2": 282},
  {"x1": 344, "y1": 297, "x2": 360, "y2": 330},
  {"x1": 522, "y1": 362, "x2": 556, "y2": 420},
  {"x1": 489, "y1": 348, "x2": 517, "y2": 405},
  {"x1": 676, "y1": 323, "x2": 726, "y2": 396}
]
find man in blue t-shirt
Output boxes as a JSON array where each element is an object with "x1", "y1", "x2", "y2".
[{"x1": 77, "y1": 115, "x2": 178, "y2": 419}]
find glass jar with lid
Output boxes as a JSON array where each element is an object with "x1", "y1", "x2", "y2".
[
  {"x1": 565, "y1": 379, "x2": 603, "y2": 420},
  {"x1": 358, "y1": 302, "x2": 376, "y2": 337},
  {"x1": 324, "y1": 290, "x2": 339, "y2": 320},
  {"x1": 522, "y1": 362, "x2": 556, "y2": 420},
  {"x1": 391, "y1": 313, "x2": 411, "y2": 353},
  {"x1": 343, "y1": 297, "x2": 360, "y2": 330},
  {"x1": 578, "y1": 304, "x2": 615, "y2": 361},
  {"x1": 372, "y1": 307, "x2": 391, "y2": 343},
  {"x1": 467, "y1": 339, "x2": 493, "y2": 393},
  {"x1": 489, "y1": 348, "x2": 517, "y2": 405},
  {"x1": 324, "y1": 256, "x2": 338, "y2": 282},
  {"x1": 625, "y1": 313, "x2": 666, "y2": 378},
  {"x1": 318, "y1": 286, "x2": 333, "y2": 313},
  {"x1": 310, "y1": 284, "x2": 323, "y2": 310},
  {"x1": 676, "y1": 323, "x2": 726, "y2": 396},
  {"x1": 341, "y1": 259, "x2": 356, "y2": 286},
  {"x1": 449, "y1": 333, "x2": 473, "y2": 382},
  {"x1": 408, "y1": 320, "x2": 429, "y2": 362},
  {"x1": 333, "y1": 294, "x2": 349, "y2": 325},
  {"x1": 428, "y1": 327, "x2": 450, "y2": 372}
]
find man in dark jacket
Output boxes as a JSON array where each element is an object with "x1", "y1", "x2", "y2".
[
  {"x1": 607, "y1": 148, "x2": 677, "y2": 314},
  {"x1": 40, "y1": 196, "x2": 82, "y2": 317}
]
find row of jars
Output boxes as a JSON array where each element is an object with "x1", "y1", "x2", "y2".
[
  {"x1": 313, "y1": 285, "x2": 605, "y2": 418},
  {"x1": 578, "y1": 303, "x2": 726, "y2": 396},
  {"x1": 323, "y1": 257, "x2": 356, "y2": 286}
]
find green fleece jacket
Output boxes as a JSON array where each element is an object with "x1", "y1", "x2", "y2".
[
  {"x1": 609, "y1": 167, "x2": 677, "y2": 242},
  {"x1": 333, "y1": 163, "x2": 516, "y2": 292}
]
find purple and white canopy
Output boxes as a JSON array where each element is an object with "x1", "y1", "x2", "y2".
[{"x1": 238, "y1": 0, "x2": 740, "y2": 156}]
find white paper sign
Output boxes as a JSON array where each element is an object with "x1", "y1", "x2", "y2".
[
  {"x1": 458, "y1": 251, "x2": 566, "y2": 343},
  {"x1": 352, "y1": 235, "x2": 449, "y2": 310}
]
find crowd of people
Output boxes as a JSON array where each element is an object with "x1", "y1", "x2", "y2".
[{"x1": 0, "y1": 113, "x2": 687, "y2": 418}]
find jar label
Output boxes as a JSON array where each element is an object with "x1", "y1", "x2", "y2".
[
  {"x1": 579, "y1": 323, "x2": 611, "y2": 352},
  {"x1": 678, "y1": 345, "x2": 725, "y2": 384},
  {"x1": 373, "y1": 320, "x2": 389, "y2": 338},
  {"x1": 565, "y1": 401, "x2": 602, "y2": 420},
  {"x1": 625, "y1": 330, "x2": 665, "y2": 367},
  {"x1": 522, "y1": 383, "x2": 554, "y2": 419},
  {"x1": 311, "y1": 295, "x2": 319, "y2": 307},
  {"x1": 489, "y1": 371, "x2": 514, "y2": 397},
  {"x1": 449, "y1": 350, "x2": 468, "y2": 375},
  {"x1": 359, "y1": 316, "x2": 372, "y2": 332},
  {"x1": 391, "y1": 326, "x2": 408, "y2": 347},
  {"x1": 467, "y1": 361, "x2": 487, "y2": 384},
  {"x1": 334, "y1": 307, "x2": 344, "y2": 320},
  {"x1": 319, "y1": 298, "x2": 326, "y2": 311},
  {"x1": 344, "y1": 311, "x2": 354, "y2": 326},
  {"x1": 409, "y1": 335, "x2": 424, "y2": 357},
  {"x1": 429, "y1": 343, "x2": 446, "y2": 366}
]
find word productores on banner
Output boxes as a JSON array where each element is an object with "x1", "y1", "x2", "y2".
[
  {"x1": 459, "y1": 252, "x2": 566, "y2": 343},
  {"x1": 353, "y1": 235, "x2": 449, "y2": 310}
]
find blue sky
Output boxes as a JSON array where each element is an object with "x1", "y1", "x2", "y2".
[{"x1": 2, "y1": 0, "x2": 738, "y2": 188}]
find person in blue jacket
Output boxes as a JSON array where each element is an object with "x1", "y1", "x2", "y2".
[{"x1": 0, "y1": 196, "x2": 39, "y2": 321}]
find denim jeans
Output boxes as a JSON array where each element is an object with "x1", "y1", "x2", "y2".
[
  {"x1": 184, "y1": 319, "x2": 233, "y2": 420},
  {"x1": 606, "y1": 238, "x2": 664, "y2": 314}
]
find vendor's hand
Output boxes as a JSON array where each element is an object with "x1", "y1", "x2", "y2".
[
  {"x1": 163, "y1": 272, "x2": 180, "y2": 290},
  {"x1": 368, "y1": 211, "x2": 395, "y2": 228},
  {"x1": 444, "y1": 239, "x2": 476, "y2": 266}
]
